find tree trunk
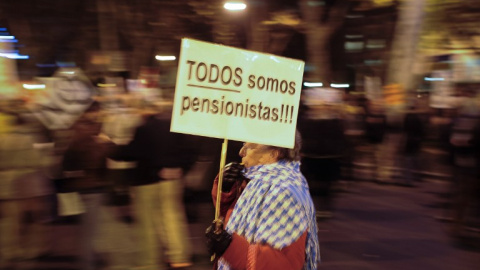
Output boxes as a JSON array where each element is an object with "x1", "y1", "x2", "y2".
[
  {"x1": 299, "y1": 0, "x2": 347, "y2": 84},
  {"x1": 300, "y1": 0, "x2": 328, "y2": 83},
  {"x1": 386, "y1": 0, "x2": 426, "y2": 91}
]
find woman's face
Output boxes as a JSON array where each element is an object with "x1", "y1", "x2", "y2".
[{"x1": 239, "y1": 143, "x2": 277, "y2": 168}]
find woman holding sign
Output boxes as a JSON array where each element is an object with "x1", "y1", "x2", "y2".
[{"x1": 206, "y1": 132, "x2": 320, "y2": 270}]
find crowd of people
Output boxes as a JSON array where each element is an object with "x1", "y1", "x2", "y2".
[
  {"x1": 0, "y1": 95, "x2": 196, "y2": 270},
  {"x1": 0, "y1": 81, "x2": 479, "y2": 269},
  {"x1": 297, "y1": 85, "x2": 480, "y2": 240}
]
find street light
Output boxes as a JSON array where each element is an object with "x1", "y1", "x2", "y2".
[
  {"x1": 223, "y1": 2, "x2": 247, "y2": 11},
  {"x1": 304, "y1": 82, "x2": 323, "y2": 87},
  {"x1": 330, "y1": 83, "x2": 350, "y2": 88},
  {"x1": 155, "y1": 55, "x2": 176, "y2": 61},
  {"x1": 23, "y1": 83, "x2": 46, "y2": 90}
]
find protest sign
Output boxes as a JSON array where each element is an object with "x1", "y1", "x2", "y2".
[{"x1": 171, "y1": 39, "x2": 304, "y2": 148}]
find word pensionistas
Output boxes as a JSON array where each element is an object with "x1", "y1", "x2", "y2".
[{"x1": 180, "y1": 95, "x2": 295, "y2": 124}]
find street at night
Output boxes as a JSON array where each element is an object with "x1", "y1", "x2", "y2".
[
  {"x1": 2, "y1": 1, "x2": 480, "y2": 270},
  {"x1": 5, "y1": 177, "x2": 477, "y2": 270}
]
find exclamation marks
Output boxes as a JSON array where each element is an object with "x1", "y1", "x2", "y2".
[
  {"x1": 280, "y1": 104, "x2": 295, "y2": 124},
  {"x1": 290, "y1": 106, "x2": 294, "y2": 123},
  {"x1": 280, "y1": 105, "x2": 284, "y2": 122},
  {"x1": 284, "y1": 105, "x2": 289, "y2": 123},
  {"x1": 279, "y1": 104, "x2": 295, "y2": 124}
]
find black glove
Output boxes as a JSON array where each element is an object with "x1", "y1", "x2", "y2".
[
  {"x1": 205, "y1": 219, "x2": 232, "y2": 257},
  {"x1": 221, "y1": 162, "x2": 246, "y2": 192}
]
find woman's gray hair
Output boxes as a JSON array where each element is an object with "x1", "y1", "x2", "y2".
[{"x1": 268, "y1": 130, "x2": 302, "y2": 161}]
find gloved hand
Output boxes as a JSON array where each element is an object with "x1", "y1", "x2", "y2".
[
  {"x1": 205, "y1": 219, "x2": 232, "y2": 257},
  {"x1": 221, "y1": 162, "x2": 246, "y2": 192}
]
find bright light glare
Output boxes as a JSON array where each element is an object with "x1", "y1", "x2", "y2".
[
  {"x1": 23, "y1": 84, "x2": 45, "y2": 90},
  {"x1": 155, "y1": 55, "x2": 176, "y2": 61},
  {"x1": 224, "y1": 2, "x2": 247, "y2": 11},
  {"x1": 0, "y1": 53, "x2": 29, "y2": 59},
  {"x1": 330, "y1": 83, "x2": 350, "y2": 88},
  {"x1": 0, "y1": 39, "x2": 18, "y2": 43},
  {"x1": 424, "y1": 77, "x2": 444, "y2": 81},
  {"x1": 303, "y1": 82, "x2": 323, "y2": 87},
  {"x1": 0, "y1": 36, "x2": 14, "y2": 39}
]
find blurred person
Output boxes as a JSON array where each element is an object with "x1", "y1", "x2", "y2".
[
  {"x1": 101, "y1": 95, "x2": 144, "y2": 146},
  {"x1": 121, "y1": 100, "x2": 194, "y2": 270},
  {"x1": 297, "y1": 102, "x2": 346, "y2": 218},
  {"x1": 402, "y1": 104, "x2": 426, "y2": 186},
  {"x1": 205, "y1": 131, "x2": 320, "y2": 270},
  {"x1": 0, "y1": 111, "x2": 53, "y2": 265},
  {"x1": 60, "y1": 102, "x2": 117, "y2": 270},
  {"x1": 364, "y1": 100, "x2": 388, "y2": 183},
  {"x1": 429, "y1": 108, "x2": 456, "y2": 155},
  {"x1": 341, "y1": 95, "x2": 366, "y2": 183},
  {"x1": 100, "y1": 95, "x2": 146, "y2": 270},
  {"x1": 448, "y1": 90, "x2": 480, "y2": 238},
  {"x1": 101, "y1": 95, "x2": 143, "y2": 209}
]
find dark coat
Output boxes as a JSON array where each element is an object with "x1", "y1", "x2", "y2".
[
  {"x1": 404, "y1": 112, "x2": 425, "y2": 154},
  {"x1": 122, "y1": 114, "x2": 195, "y2": 186},
  {"x1": 298, "y1": 117, "x2": 346, "y2": 158},
  {"x1": 60, "y1": 135, "x2": 113, "y2": 193}
]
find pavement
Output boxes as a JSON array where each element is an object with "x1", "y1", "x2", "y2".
[
  {"x1": 315, "y1": 180, "x2": 479, "y2": 270},
  {"x1": 1, "y1": 178, "x2": 479, "y2": 270}
]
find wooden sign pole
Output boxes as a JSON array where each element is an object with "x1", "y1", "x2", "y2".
[{"x1": 211, "y1": 138, "x2": 229, "y2": 261}]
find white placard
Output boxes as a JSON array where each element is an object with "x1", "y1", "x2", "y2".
[{"x1": 171, "y1": 39, "x2": 304, "y2": 148}]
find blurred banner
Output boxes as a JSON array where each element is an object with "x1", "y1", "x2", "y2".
[
  {"x1": 301, "y1": 87, "x2": 344, "y2": 119},
  {"x1": 171, "y1": 38, "x2": 304, "y2": 148},
  {"x1": 302, "y1": 87, "x2": 344, "y2": 106},
  {"x1": 31, "y1": 68, "x2": 95, "y2": 130}
]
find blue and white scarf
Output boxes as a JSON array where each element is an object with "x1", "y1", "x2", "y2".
[{"x1": 218, "y1": 160, "x2": 320, "y2": 270}]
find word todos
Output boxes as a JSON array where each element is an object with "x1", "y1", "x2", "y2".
[{"x1": 186, "y1": 60, "x2": 296, "y2": 95}]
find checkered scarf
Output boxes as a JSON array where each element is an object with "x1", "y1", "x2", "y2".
[{"x1": 218, "y1": 160, "x2": 320, "y2": 270}]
